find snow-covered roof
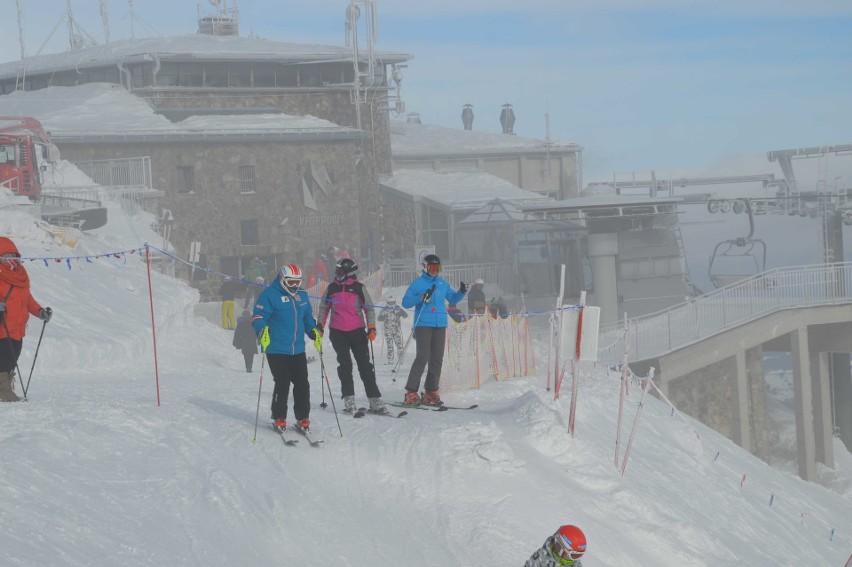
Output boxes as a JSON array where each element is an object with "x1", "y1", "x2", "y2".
[
  {"x1": 390, "y1": 120, "x2": 580, "y2": 158},
  {"x1": 380, "y1": 169, "x2": 551, "y2": 211},
  {"x1": 0, "y1": 84, "x2": 361, "y2": 142},
  {"x1": 520, "y1": 194, "x2": 683, "y2": 212},
  {"x1": 0, "y1": 34, "x2": 411, "y2": 78}
]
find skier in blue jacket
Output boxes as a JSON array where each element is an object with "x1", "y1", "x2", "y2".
[
  {"x1": 400, "y1": 254, "x2": 466, "y2": 406},
  {"x1": 252, "y1": 264, "x2": 320, "y2": 432}
]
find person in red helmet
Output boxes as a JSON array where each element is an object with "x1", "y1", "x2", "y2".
[
  {"x1": 525, "y1": 524, "x2": 587, "y2": 566},
  {"x1": 0, "y1": 237, "x2": 52, "y2": 402}
]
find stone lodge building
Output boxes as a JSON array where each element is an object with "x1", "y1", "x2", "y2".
[{"x1": 0, "y1": 28, "x2": 410, "y2": 290}]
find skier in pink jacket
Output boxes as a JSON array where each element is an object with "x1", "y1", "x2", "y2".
[{"x1": 317, "y1": 258, "x2": 387, "y2": 414}]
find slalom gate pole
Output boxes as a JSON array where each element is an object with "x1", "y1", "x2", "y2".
[
  {"x1": 614, "y1": 315, "x2": 631, "y2": 468},
  {"x1": 23, "y1": 318, "x2": 48, "y2": 397},
  {"x1": 251, "y1": 353, "x2": 267, "y2": 444},
  {"x1": 318, "y1": 348, "x2": 343, "y2": 437},
  {"x1": 144, "y1": 245, "x2": 162, "y2": 406},
  {"x1": 2, "y1": 317, "x2": 26, "y2": 400},
  {"x1": 567, "y1": 294, "x2": 586, "y2": 437},
  {"x1": 620, "y1": 369, "x2": 654, "y2": 477}
]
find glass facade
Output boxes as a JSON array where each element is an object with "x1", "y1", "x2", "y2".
[{"x1": 0, "y1": 60, "x2": 387, "y2": 93}]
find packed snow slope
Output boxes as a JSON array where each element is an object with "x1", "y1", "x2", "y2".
[{"x1": 0, "y1": 199, "x2": 851, "y2": 566}]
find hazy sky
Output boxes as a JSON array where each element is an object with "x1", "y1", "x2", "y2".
[{"x1": 2, "y1": 0, "x2": 852, "y2": 179}]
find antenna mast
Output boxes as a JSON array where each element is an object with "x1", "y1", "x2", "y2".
[
  {"x1": 15, "y1": 0, "x2": 26, "y2": 60},
  {"x1": 345, "y1": 0, "x2": 379, "y2": 130},
  {"x1": 100, "y1": 0, "x2": 110, "y2": 44}
]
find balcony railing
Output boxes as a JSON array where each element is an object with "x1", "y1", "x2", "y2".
[{"x1": 600, "y1": 262, "x2": 852, "y2": 362}]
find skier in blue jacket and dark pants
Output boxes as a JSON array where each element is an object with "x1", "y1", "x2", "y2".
[
  {"x1": 252, "y1": 264, "x2": 319, "y2": 432},
  {"x1": 400, "y1": 254, "x2": 466, "y2": 406}
]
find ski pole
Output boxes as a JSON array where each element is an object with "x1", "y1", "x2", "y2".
[
  {"x1": 23, "y1": 318, "x2": 48, "y2": 397},
  {"x1": 318, "y1": 347, "x2": 343, "y2": 438},
  {"x1": 2, "y1": 317, "x2": 26, "y2": 400},
  {"x1": 251, "y1": 353, "x2": 266, "y2": 444},
  {"x1": 391, "y1": 285, "x2": 434, "y2": 382}
]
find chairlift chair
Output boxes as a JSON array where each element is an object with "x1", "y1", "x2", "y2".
[{"x1": 707, "y1": 199, "x2": 767, "y2": 288}]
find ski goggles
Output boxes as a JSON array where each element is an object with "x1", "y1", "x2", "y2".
[
  {"x1": 280, "y1": 276, "x2": 302, "y2": 290},
  {"x1": 0, "y1": 253, "x2": 20, "y2": 270},
  {"x1": 424, "y1": 263, "x2": 441, "y2": 276},
  {"x1": 554, "y1": 535, "x2": 585, "y2": 562}
]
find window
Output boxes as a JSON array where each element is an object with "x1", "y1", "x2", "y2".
[
  {"x1": 176, "y1": 166, "x2": 194, "y2": 193},
  {"x1": 298, "y1": 64, "x2": 322, "y2": 87},
  {"x1": 204, "y1": 63, "x2": 228, "y2": 87},
  {"x1": 241, "y1": 220, "x2": 259, "y2": 246},
  {"x1": 239, "y1": 166, "x2": 255, "y2": 193},
  {"x1": 0, "y1": 144, "x2": 16, "y2": 165},
  {"x1": 252, "y1": 63, "x2": 276, "y2": 87},
  {"x1": 178, "y1": 63, "x2": 203, "y2": 87},
  {"x1": 276, "y1": 65, "x2": 297, "y2": 87}
]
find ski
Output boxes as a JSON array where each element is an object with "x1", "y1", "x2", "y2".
[
  {"x1": 438, "y1": 404, "x2": 479, "y2": 410},
  {"x1": 271, "y1": 425, "x2": 299, "y2": 446},
  {"x1": 293, "y1": 426, "x2": 324, "y2": 447},
  {"x1": 388, "y1": 402, "x2": 448, "y2": 412},
  {"x1": 358, "y1": 407, "x2": 408, "y2": 418}
]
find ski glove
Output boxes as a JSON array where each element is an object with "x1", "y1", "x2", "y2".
[
  {"x1": 312, "y1": 329, "x2": 323, "y2": 353},
  {"x1": 38, "y1": 307, "x2": 52, "y2": 322},
  {"x1": 421, "y1": 288, "x2": 433, "y2": 303},
  {"x1": 0, "y1": 301, "x2": 5, "y2": 313},
  {"x1": 459, "y1": 281, "x2": 468, "y2": 293},
  {"x1": 367, "y1": 324, "x2": 376, "y2": 341},
  {"x1": 259, "y1": 326, "x2": 270, "y2": 352}
]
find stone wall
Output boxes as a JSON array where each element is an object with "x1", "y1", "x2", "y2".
[
  {"x1": 60, "y1": 138, "x2": 366, "y2": 299},
  {"x1": 665, "y1": 354, "x2": 769, "y2": 462}
]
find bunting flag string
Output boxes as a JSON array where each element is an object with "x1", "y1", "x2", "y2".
[{"x1": 21, "y1": 246, "x2": 146, "y2": 268}]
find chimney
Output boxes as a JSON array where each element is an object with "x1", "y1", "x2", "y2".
[
  {"x1": 461, "y1": 104, "x2": 474, "y2": 130},
  {"x1": 406, "y1": 112, "x2": 422, "y2": 124},
  {"x1": 500, "y1": 103, "x2": 515, "y2": 135}
]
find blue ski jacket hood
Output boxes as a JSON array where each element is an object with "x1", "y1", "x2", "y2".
[{"x1": 401, "y1": 272, "x2": 465, "y2": 328}]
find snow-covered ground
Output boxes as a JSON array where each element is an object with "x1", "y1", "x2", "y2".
[{"x1": 1, "y1": 195, "x2": 851, "y2": 566}]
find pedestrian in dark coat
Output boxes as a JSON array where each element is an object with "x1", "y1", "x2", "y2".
[{"x1": 233, "y1": 309, "x2": 258, "y2": 372}]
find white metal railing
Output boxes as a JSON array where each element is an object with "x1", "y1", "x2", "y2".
[
  {"x1": 74, "y1": 156, "x2": 153, "y2": 189},
  {"x1": 599, "y1": 262, "x2": 852, "y2": 362}
]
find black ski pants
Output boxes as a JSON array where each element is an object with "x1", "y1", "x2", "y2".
[
  {"x1": 405, "y1": 326, "x2": 446, "y2": 394},
  {"x1": 267, "y1": 352, "x2": 310, "y2": 422},
  {"x1": 329, "y1": 327, "x2": 381, "y2": 399},
  {"x1": 0, "y1": 338, "x2": 22, "y2": 373}
]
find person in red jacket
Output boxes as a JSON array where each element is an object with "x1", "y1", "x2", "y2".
[{"x1": 0, "y1": 237, "x2": 51, "y2": 402}]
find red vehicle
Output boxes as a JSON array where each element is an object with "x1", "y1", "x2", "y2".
[{"x1": 0, "y1": 116, "x2": 59, "y2": 199}]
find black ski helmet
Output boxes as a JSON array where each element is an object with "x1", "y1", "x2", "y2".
[
  {"x1": 335, "y1": 258, "x2": 358, "y2": 280},
  {"x1": 422, "y1": 254, "x2": 441, "y2": 275}
]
